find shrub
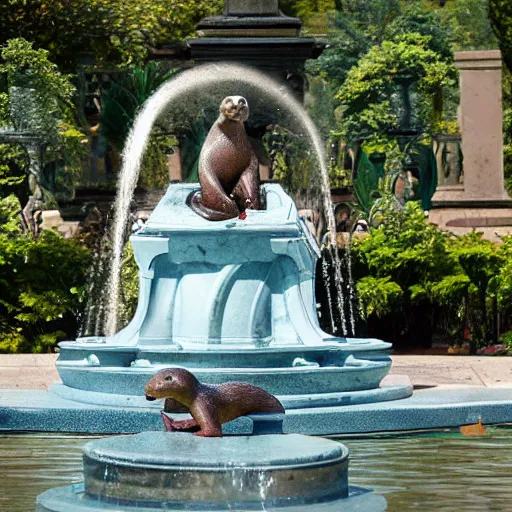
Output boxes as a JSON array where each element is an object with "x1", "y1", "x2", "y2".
[
  {"x1": 351, "y1": 200, "x2": 510, "y2": 350},
  {"x1": 0, "y1": 196, "x2": 91, "y2": 352}
]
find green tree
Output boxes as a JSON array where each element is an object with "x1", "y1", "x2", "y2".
[
  {"x1": 384, "y1": 5, "x2": 454, "y2": 60},
  {"x1": 0, "y1": 0, "x2": 222, "y2": 69},
  {"x1": 352, "y1": 200, "x2": 468, "y2": 348},
  {"x1": 448, "y1": 0, "x2": 497, "y2": 50},
  {"x1": 449, "y1": 233, "x2": 504, "y2": 347},
  {"x1": 335, "y1": 33, "x2": 456, "y2": 141},
  {"x1": 0, "y1": 39, "x2": 75, "y2": 138},
  {"x1": 489, "y1": 0, "x2": 512, "y2": 71},
  {"x1": 0, "y1": 196, "x2": 91, "y2": 353},
  {"x1": 101, "y1": 62, "x2": 177, "y2": 151},
  {"x1": 0, "y1": 39, "x2": 86, "y2": 205},
  {"x1": 280, "y1": 0, "x2": 336, "y2": 18},
  {"x1": 306, "y1": 1, "x2": 402, "y2": 88}
]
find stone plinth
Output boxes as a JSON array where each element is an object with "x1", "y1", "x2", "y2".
[
  {"x1": 83, "y1": 433, "x2": 349, "y2": 506},
  {"x1": 187, "y1": 1, "x2": 324, "y2": 101},
  {"x1": 429, "y1": 207, "x2": 512, "y2": 242},
  {"x1": 36, "y1": 432, "x2": 386, "y2": 511},
  {"x1": 432, "y1": 50, "x2": 510, "y2": 206},
  {"x1": 430, "y1": 51, "x2": 512, "y2": 238}
]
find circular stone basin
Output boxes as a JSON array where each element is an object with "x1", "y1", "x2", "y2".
[{"x1": 83, "y1": 432, "x2": 349, "y2": 508}]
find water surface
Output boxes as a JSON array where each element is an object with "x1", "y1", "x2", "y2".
[{"x1": 1, "y1": 429, "x2": 512, "y2": 511}]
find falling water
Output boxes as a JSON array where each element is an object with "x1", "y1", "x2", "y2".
[
  {"x1": 257, "y1": 470, "x2": 274, "y2": 510},
  {"x1": 344, "y1": 243, "x2": 357, "y2": 335},
  {"x1": 321, "y1": 256, "x2": 337, "y2": 333},
  {"x1": 104, "y1": 62, "x2": 351, "y2": 336},
  {"x1": 79, "y1": 235, "x2": 110, "y2": 337},
  {"x1": 225, "y1": 465, "x2": 274, "y2": 511}
]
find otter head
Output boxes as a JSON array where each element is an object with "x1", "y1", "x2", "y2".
[
  {"x1": 144, "y1": 368, "x2": 199, "y2": 405},
  {"x1": 220, "y1": 96, "x2": 249, "y2": 122}
]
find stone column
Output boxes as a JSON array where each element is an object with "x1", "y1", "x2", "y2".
[
  {"x1": 429, "y1": 50, "x2": 512, "y2": 241},
  {"x1": 431, "y1": 50, "x2": 510, "y2": 205}
]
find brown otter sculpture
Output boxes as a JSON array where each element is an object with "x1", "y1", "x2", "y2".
[
  {"x1": 187, "y1": 96, "x2": 261, "y2": 221},
  {"x1": 144, "y1": 368, "x2": 284, "y2": 437}
]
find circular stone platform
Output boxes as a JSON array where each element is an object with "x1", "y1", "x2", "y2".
[
  {"x1": 36, "y1": 432, "x2": 386, "y2": 511},
  {"x1": 84, "y1": 433, "x2": 348, "y2": 507}
]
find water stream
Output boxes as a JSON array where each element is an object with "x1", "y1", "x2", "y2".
[
  {"x1": 79, "y1": 235, "x2": 111, "y2": 337},
  {"x1": 103, "y1": 62, "x2": 351, "y2": 337}
]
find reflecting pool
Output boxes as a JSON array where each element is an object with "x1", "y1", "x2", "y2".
[{"x1": 1, "y1": 428, "x2": 512, "y2": 511}]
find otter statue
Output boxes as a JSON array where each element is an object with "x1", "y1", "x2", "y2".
[
  {"x1": 145, "y1": 368, "x2": 284, "y2": 437},
  {"x1": 187, "y1": 96, "x2": 261, "y2": 221}
]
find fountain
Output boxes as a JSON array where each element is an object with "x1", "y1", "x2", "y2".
[
  {"x1": 4, "y1": 0, "x2": 512, "y2": 445},
  {"x1": 4, "y1": 61, "x2": 512, "y2": 438},
  {"x1": 30, "y1": 92, "x2": 385, "y2": 504},
  {"x1": 33, "y1": 63, "x2": 409, "y2": 438}
]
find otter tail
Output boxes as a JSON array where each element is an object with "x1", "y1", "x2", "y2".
[{"x1": 186, "y1": 190, "x2": 239, "y2": 222}]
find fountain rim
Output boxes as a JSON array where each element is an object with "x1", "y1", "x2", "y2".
[
  {"x1": 82, "y1": 432, "x2": 350, "y2": 471},
  {"x1": 82, "y1": 454, "x2": 349, "y2": 473}
]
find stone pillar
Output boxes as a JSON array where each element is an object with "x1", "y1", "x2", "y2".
[
  {"x1": 461, "y1": 51, "x2": 507, "y2": 199},
  {"x1": 432, "y1": 51, "x2": 510, "y2": 205},
  {"x1": 429, "y1": 50, "x2": 512, "y2": 241}
]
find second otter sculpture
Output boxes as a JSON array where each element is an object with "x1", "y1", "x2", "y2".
[
  {"x1": 145, "y1": 368, "x2": 284, "y2": 437},
  {"x1": 187, "y1": 96, "x2": 261, "y2": 221}
]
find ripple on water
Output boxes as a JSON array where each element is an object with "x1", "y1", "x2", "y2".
[
  {"x1": 1, "y1": 429, "x2": 512, "y2": 511},
  {"x1": 345, "y1": 428, "x2": 512, "y2": 511},
  {"x1": 0, "y1": 434, "x2": 94, "y2": 510}
]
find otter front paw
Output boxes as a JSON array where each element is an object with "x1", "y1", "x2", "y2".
[{"x1": 161, "y1": 411, "x2": 177, "y2": 432}]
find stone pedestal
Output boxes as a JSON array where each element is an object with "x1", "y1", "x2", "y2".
[
  {"x1": 36, "y1": 433, "x2": 386, "y2": 511},
  {"x1": 54, "y1": 184, "x2": 411, "y2": 413},
  {"x1": 187, "y1": 2, "x2": 325, "y2": 102},
  {"x1": 430, "y1": 51, "x2": 512, "y2": 239}
]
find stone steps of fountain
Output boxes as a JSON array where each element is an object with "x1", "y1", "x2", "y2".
[
  {"x1": 57, "y1": 338, "x2": 392, "y2": 368},
  {"x1": 56, "y1": 359, "x2": 391, "y2": 396},
  {"x1": 50, "y1": 376, "x2": 412, "y2": 409}
]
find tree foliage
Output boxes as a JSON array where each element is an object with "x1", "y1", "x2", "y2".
[
  {"x1": 352, "y1": 197, "x2": 512, "y2": 349},
  {"x1": 101, "y1": 62, "x2": 177, "y2": 151},
  {"x1": 0, "y1": 196, "x2": 91, "y2": 353},
  {"x1": 0, "y1": 0, "x2": 222, "y2": 69},
  {"x1": 281, "y1": 0, "x2": 336, "y2": 18},
  {"x1": 0, "y1": 39, "x2": 75, "y2": 137},
  {"x1": 0, "y1": 39, "x2": 87, "y2": 204},
  {"x1": 489, "y1": 0, "x2": 512, "y2": 72},
  {"x1": 335, "y1": 33, "x2": 456, "y2": 141}
]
